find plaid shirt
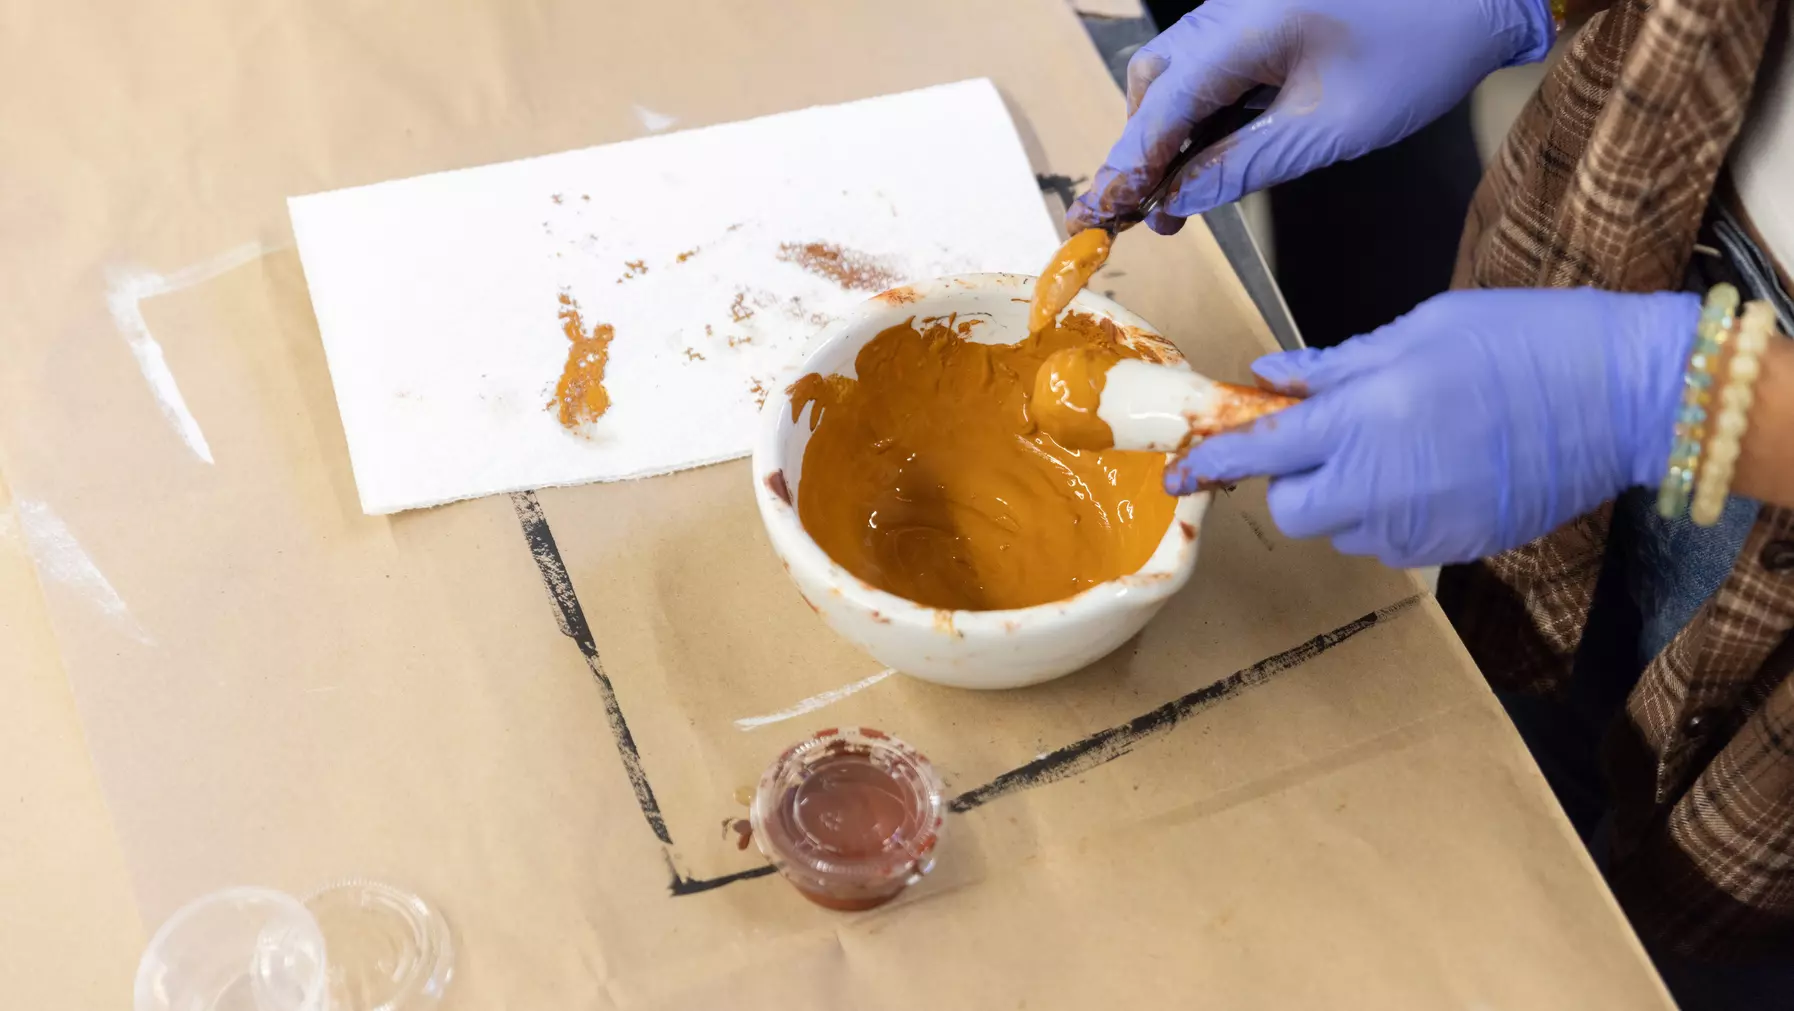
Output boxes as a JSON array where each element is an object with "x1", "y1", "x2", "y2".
[{"x1": 1449, "y1": 0, "x2": 1794, "y2": 957}]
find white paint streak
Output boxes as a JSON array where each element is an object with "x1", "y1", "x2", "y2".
[
  {"x1": 105, "y1": 241, "x2": 272, "y2": 464},
  {"x1": 13, "y1": 500, "x2": 152, "y2": 643},
  {"x1": 633, "y1": 104, "x2": 677, "y2": 132},
  {"x1": 734, "y1": 668, "x2": 896, "y2": 731}
]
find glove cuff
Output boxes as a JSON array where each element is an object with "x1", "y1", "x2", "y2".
[
  {"x1": 1627, "y1": 292, "x2": 1705, "y2": 490},
  {"x1": 1506, "y1": 0, "x2": 1559, "y2": 66}
]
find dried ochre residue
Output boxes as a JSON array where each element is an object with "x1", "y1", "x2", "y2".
[
  {"x1": 549, "y1": 292, "x2": 615, "y2": 430},
  {"x1": 777, "y1": 241, "x2": 901, "y2": 292},
  {"x1": 788, "y1": 312, "x2": 1176, "y2": 611}
]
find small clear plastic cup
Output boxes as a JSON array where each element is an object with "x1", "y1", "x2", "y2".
[
  {"x1": 305, "y1": 880, "x2": 454, "y2": 1011},
  {"x1": 750, "y1": 727, "x2": 945, "y2": 910}
]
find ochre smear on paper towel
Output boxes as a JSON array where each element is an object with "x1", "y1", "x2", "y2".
[
  {"x1": 788, "y1": 312, "x2": 1175, "y2": 611},
  {"x1": 777, "y1": 242, "x2": 901, "y2": 292},
  {"x1": 549, "y1": 292, "x2": 615, "y2": 431}
]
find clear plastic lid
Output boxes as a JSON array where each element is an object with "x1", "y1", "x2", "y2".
[
  {"x1": 134, "y1": 881, "x2": 452, "y2": 1011},
  {"x1": 134, "y1": 887, "x2": 328, "y2": 1011}
]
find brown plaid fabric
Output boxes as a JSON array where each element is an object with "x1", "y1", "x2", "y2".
[{"x1": 1449, "y1": 0, "x2": 1794, "y2": 957}]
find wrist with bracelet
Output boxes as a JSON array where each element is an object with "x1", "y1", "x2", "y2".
[{"x1": 1656, "y1": 283, "x2": 1781, "y2": 526}]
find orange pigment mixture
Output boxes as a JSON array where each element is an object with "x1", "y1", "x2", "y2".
[
  {"x1": 1031, "y1": 345, "x2": 1120, "y2": 451},
  {"x1": 550, "y1": 292, "x2": 615, "y2": 430},
  {"x1": 1028, "y1": 228, "x2": 1113, "y2": 336},
  {"x1": 788, "y1": 311, "x2": 1176, "y2": 611}
]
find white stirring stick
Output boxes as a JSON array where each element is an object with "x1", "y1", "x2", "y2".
[{"x1": 1032, "y1": 349, "x2": 1299, "y2": 453}]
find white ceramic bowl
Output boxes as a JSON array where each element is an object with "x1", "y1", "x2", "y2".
[{"x1": 752, "y1": 273, "x2": 1211, "y2": 690}]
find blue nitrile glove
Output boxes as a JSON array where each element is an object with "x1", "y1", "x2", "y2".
[
  {"x1": 1167, "y1": 289, "x2": 1702, "y2": 568},
  {"x1": 1067, "y1": 0, "x2": 1556, "y2": 235}
]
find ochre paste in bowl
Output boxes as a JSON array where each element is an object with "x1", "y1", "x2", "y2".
[{"x1": 787, "y1": 311, "x2": 1177, "y2": 611}]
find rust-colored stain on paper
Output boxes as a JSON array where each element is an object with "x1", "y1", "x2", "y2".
[
  {"x1": 722, "y1": 817, "x2": 754, "y2": 851},
  {"x1": 778, "y1": 293, "x2": 835, "y2": 329},
  {"x1": 548, "y1": 292, "x2": 615, "y2": 431},
  {"x1": 777, "y1": 241, "x2": 901, "y2": 292},
  {"x1": 617, "y1": 259, "x2": 649, "y2": 283},
  {"x1": 729, "y1": 292, "x2": 755, "y2": 323}
]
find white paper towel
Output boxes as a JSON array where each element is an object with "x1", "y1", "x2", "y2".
[{"x1": 289, "y1": 78, "x2": 1061, "y2": 514}]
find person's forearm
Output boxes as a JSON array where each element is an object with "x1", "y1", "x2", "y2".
[{"x1": 1729, "y1": 338, "x2": 1794, "y2": 507}]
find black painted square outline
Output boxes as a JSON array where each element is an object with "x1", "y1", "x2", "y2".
[{"x1": 512, "y1": 490, "x2": 1420, "y2": 895}]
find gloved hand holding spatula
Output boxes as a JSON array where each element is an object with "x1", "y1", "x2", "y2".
[
  {"x1": 1037, "y1": 289, "x2": 1699, "y2": 570},
  {"x1": 1031, "y1": 0, "x2": 1553, "y2": 329},
  {"x1": 1030, "y1": 0, "x2": 1569, "y2": 570},
  {"x1": 1031, "y1": 0, "x2": 1556, "y2": 326},
  {"x1": 1169, "y1": 289, "x2": 1699, "y2": 569},
  {"x1": 1065, "y1": 0, "x2": 1555, "y2": 236}
]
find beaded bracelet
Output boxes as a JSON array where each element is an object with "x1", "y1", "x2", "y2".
[
  {"x1": 1657, "y1": 284, "x2": 1739, "y2": 521},
  {"x1": 1691, "y1": 300, "x2": 1775, "y2": 526}
]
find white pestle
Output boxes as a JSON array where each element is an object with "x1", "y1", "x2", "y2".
[{"x1": 1032, "y1": 349, "x2": 1299, "y2": 453}]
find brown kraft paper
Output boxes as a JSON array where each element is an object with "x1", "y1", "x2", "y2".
[{"x1": 0, "y1": 0, "x2": 1673, "y2": 1006}]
